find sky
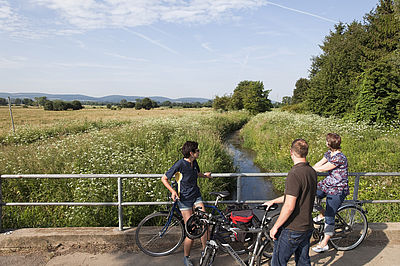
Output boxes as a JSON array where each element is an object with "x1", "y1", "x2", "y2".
[{"x1": 0, "y1": 0, "x2": 380, "y2": 101}]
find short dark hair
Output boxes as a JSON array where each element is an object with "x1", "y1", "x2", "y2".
[
  {"x1": 291, "y1": 139, "x2": 309, "y2": 158},
  {"x1": 326, "y1": 133, "x2": 341, "y2": 150},
  {"x1": 181, "y1": 141, "x2": 198, "y2": 158}
]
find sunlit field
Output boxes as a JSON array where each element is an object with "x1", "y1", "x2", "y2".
[
  {"x1": 241, "y1": 110, "x2": 400, "y2": 222},
  {"x1": 0, "y1": 106, "x2": 210, "y2": 137},
  {"x1": 0, "y1": 107, "x2": 250, "y2": 228}
]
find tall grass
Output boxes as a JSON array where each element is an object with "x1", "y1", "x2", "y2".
[
  {"x1": 241, "y1": 110, "x2": 400, "y2": 222},
  {"x1": 0, "y1": 109, "x2": 250, "y2": 228}
]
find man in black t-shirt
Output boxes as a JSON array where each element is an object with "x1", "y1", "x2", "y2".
[{"x1": 264, "y1": 139, "x2": 317, "y2": 266}]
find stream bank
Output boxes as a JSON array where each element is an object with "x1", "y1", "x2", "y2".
[{"x1": 225, "y1": 130, "x2": 278, "y2": 201}]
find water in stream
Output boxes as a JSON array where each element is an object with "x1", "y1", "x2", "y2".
[{"x1": 225, "y1": 131, "x2": 278, "y2": 201}]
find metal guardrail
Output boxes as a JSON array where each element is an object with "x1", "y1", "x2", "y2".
[{"x1": 0, "y1": 172, "x2": 399, "y2": 231}]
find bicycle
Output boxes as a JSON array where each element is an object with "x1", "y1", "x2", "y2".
[
  {"x1": 135, "y1": 188, "x2": 260, "y2": 257},
  {"x1": 188, "y1": 203, "x2": 278, "y2": 266},
  {"x1": 312, "y1": 199, "x2": 368, "y2": 251}
]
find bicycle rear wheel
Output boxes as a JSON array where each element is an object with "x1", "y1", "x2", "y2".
[
  {"x1": 329, "y1": 205, "x2": 368, "y2": 251},
  {"x1": 135, "y1": 212, "x2": 185, "y2": 256}
]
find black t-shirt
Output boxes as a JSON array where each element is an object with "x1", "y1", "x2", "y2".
[
  {"x1": 165, "y1": 158, "x2": 201, "y2": 201},
  {"x1": 283, "y1": 162, "x2": 317, "y2": 231}
]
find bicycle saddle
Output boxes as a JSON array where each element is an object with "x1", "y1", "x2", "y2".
[{"x1": 209, "y1": 191, "x2": 230, "y2": 198}]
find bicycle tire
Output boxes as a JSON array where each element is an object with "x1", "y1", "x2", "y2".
[
  {"x1": 200, "y1": 245, "x2": 215, "y2": 266},
  {"x1": 329, "y1": 205, "x2": 368, "y2": 251},
  {"x1": 256, "y1": 239, "x2": 274, "y2": 266},
  {"x1": 135, "y1": 212, "x2": 185, "y2": 256}
]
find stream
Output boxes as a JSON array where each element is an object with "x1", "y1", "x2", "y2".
[{"x1": 225, "y1": 130, "x2": 278, "y2": 201}]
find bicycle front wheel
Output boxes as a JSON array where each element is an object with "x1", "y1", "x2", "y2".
[
  {"x1": 200, "y1": 245, "x2": 216, "y2": 266},
  {"x1": 256, "y1": 239, "x2": 274, "y2": 266},
  {"x1": 329, "y1": 205, "x2": 368, "y2": 251},
  {"x1": 135, "y1": 212, "x2": 185, "y2": 256}
]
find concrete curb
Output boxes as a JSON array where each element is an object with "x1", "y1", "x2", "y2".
[{"x1": 0, "y1": 223, "x2": 399, "y2": 253}]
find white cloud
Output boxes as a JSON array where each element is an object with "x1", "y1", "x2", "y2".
[
  {"x1": 31, "y1": 0, "x2": 264, "y2": 29},
  {"x1": 0, "y1": 56, "x2": 28, "y2": 68},
  {"x1": 201, "y1": 42, "x2": 214, "y2": 52},
  {"x1": 1, "y1": 0, "x2": 338, "y2": 39},
  {"x1": 104, "y1": 52, "x2": 148, "y2": 62}
]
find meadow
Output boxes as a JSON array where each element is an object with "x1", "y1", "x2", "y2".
[
  {"x1": 240, "y1": 110, "x2": 400, "y2": 222},
  {"x1": 0, "y1": 107, "x2": 250, "y2": 228}
]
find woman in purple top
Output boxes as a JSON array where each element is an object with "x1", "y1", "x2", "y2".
[{"x1": 312, "y1": 133, "x2": 349, "y2": 253}]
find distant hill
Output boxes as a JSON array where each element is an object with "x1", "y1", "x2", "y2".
[{"x1": 0, "y1": 92, "x2": 211, "y2": 104}]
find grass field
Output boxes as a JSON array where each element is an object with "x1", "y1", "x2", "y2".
[
  {"x1": 0, "y1": 107, "x2": 250, "y2": 228},
  {"x1": 240, "y1": 110, "x2": 400, "y2": 222}
]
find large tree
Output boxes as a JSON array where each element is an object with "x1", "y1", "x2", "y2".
[
  {"x1": 305, "y1": 22, "x2": 367, "y2": 117},
  {"x1": 292, "y1": 78, "x2": 310, "y2": 104},
  {"x1": 231, "y1": 81, "x2": 271, "y2": 114}
]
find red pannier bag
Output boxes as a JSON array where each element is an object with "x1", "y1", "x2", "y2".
[{"x1": 230, "y1": 209, "x2": 254, "y2": 230}]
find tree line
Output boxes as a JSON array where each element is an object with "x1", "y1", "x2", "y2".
[
  {"x1": 1, "y1": 96, "x2": 212, "y2": 111},
  {"x1": 0, "y1": 96, "x2": 84, "y2": 111},
  {"x1": 287, "y1": 0, "x2": 399, "y2": 124}
]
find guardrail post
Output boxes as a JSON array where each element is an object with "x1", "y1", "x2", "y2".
[
  {"x1": 118, "y1": 177, "x2": 123, "y2": 231},
  {"x1": 236, "y1": 175, "x2": 241, "y2": 203},
  {"x1": 353, "y1": 174, "x2": 360, "y2": 201}
]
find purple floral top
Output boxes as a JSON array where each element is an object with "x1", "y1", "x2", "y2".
[{"x1": 317, "y1": 151, "x2": 349, "y2": 195}]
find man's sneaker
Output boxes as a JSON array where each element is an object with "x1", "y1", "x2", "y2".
[
  {"x1": 313, "y1": 215, "x2": 325, "y2": 223},
  {"x1": 312, "y1": 244, "x2": 329, "y2": 253},
  {"x1": 184, "y1": 256, "x2": 194, "y2": 266}
]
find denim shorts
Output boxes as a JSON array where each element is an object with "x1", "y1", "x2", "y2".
[{"x1": 177, "y1": 196, "x2": 203, "y2": 211}]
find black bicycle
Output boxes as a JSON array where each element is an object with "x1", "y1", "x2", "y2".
[
  {"x1": 187, "y1": 203, "x2": 279, "y2": 266},
  {"x1": 135, "y1": 189, "x2": 260, "y2": 257},
  {"x1": 313, "y1": 200, "x2": 368, "y2": 251}
]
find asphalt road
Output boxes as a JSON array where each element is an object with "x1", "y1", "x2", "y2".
[{"x1": 1, "y1": 242, "x2": 399, "y2": 266}]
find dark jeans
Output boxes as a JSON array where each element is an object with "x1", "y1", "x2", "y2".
[{"x1": 271, "y1": 228, "x2": 313, "y2": 266}]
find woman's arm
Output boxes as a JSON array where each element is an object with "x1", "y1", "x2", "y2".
[
  {"x1": 161, "y1": 175, "x2": 179, "y2": 201},
  {"x1": 313, "y1": 157, "x2": 328, "y2": 168},
  {"x1": 198, "y1": 172, "x2": 212, "y2": 178},
  {"x1": 313, "y1": 161, "x2": 337, "y2": 172}
]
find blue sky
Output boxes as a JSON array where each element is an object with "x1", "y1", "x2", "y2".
[{"x1": 0, "y1": 0, "x2": 379, "y2": 101}]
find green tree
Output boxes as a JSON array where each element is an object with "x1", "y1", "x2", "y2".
[
  {"x1": 355, "y1": 57, "x2": 400, "y2": 123},
  {"x1": 231, "y1": 81, "x2": 272, "y2": 114},
  {"x1": 120, "y1": 99, "x2": 128, "y2": 108},
  {"x1": 0, "y1": 98, "x2": 7, "y2": 106},
  {"x1": 53, "y1": 100, "x2": 67, "y2": 111},
  {"x1": 43, "y1": 100, "x2": 54, "y2": 111},
  {"x1": 282, "y1": 96, "x2": 292, "y2": 105},
  {"x1": 126, "y1": 102, "x2": 135, "y2": 108},
  {"x1": 142, "y1": 97, "x2": 154, "y2": 110},
  {"x1": 22, "y1": 98, "x2": 34, "y2": 105},
  {"x1": 212, "y1": 95, "x2": 231, "y2": 111},
  {"x1": 306, "y1": 22, "x2": 367, "y2": 117},
  {"x1": 292, "y1": 78, "x2": 310, "y2": 104},
  {"x1": 71, "y1": 100, "x2": 83, "y2": 110},
  {"x1": 135, "y1": 99, "x2": 143, "y2": 110},
  {"x1": 34, "y1": 96, "x2": 48, "y2": 107}
]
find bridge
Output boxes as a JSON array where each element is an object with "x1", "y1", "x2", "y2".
[{"x1": 0, "y1": 173, "x2": 399, "y2": 265}]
